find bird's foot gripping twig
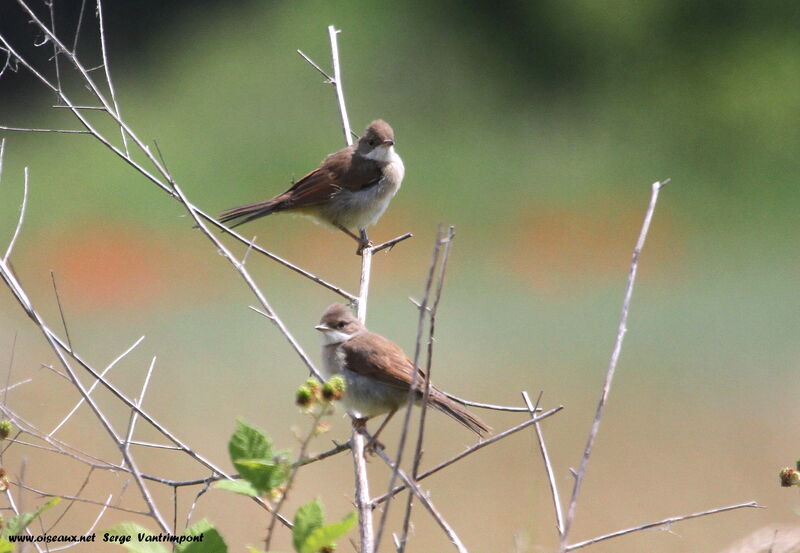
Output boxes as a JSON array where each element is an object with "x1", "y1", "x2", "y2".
[
  {"x1": 352, "y1": 417, "x2": 384, "y2": 456},
  {"x1": 356, "y1": 228, "x2": 373, "y2": 256}
]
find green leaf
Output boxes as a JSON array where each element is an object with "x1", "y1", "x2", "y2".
[
  {"x1": 0, "y1": 538, "x2": 13, "y2": 553},
  {"x1": 175, "y1": 519, "x2": 227, "y2": 553},
  {"x1": 1, "y1": 497, "x2": 61, "y2": 539},
  {"x1": 300, "y1": 512, "x2": 356, "y2": 553},
  {"x1": 229, "y1": 420, "x2": 273, "y2": 467},
  {"x1": 292, "y1": 500, "x2": 324, "y2": 553},
  {"x1": 102, "y1": 522, "x2": 167, "y2": 553},
  {"x1": 214, "y1": 479, "x2": 259, "y2": 497},
  {"x1": 227, "y1": 420, "x2": 288, "y2": 494}
]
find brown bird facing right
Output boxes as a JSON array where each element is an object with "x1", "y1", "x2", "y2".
[
  {"x1": 315, "y1": 304, "x2": 490, "y2": 447},
  {"x1": 219, "y1": 120, "x2": 404, "y2": 254}
]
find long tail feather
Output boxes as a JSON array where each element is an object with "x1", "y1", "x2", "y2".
[
  {"x1": 429, "y1": 391, "x2": 491, "y2": 437},
  {"x1": 218, "y1": 198, "x2": 283, "y2": 228}
]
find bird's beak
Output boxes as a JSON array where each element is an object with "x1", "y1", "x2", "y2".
[
  {"x1": 381, "y1": 139, "x2": 394, "y2": 147},
  {"x1": 314, "y1": 324, "x2": 330, "y2": 332}
]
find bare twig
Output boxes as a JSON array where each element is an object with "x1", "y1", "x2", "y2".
[
  {"x1": 372, "y1": 444, "x2": 468, "y2": 553},
  {"x1": 371, "y1": 405, "x2": 564, "y2": 507},
  {"x1": 296, "y1": 49, "x2": 333, "y2": 81},
  {"x1": 327, "y1": 26, "x2": 353, "y2": 146},
  {"x1": 565, "y1": 501, "x2": 762, "y2": 551},
  {"x1": 264, "y1": 410, "x2": 325, "y2": 551},
  {"x1": 523, "y1": 391, "x2": 563, "y2": 536},
  {"x1": 3, "y1": 166, "x2": 28, "y2": 263},
  {"x1": 292, "y1": 439, "x2": 352, "y2": 468},
  {"x1": 372, "y1": 232, "x2": 413, "y2": 254},
  {"x1": 96, "y1": 0, "x2": 129, "y2": 155},
  {"x1": 560, "y1": 179, "x2": 669, "y2": 549},
  {"x1": 49, "y1": 335, "x2": 145, "y2": 436},
  {"x1": 0, "y1": 125, "x2": 91, "y2": 134},
  {"x1": 441, "y1": 393, "x2": 534, "y2": 413},
  {"x1": 70, "y1": 0, "x2": 88, "y2": 54},
  {"x1": 49, "y1": 270, "x2": 72, "y2": 351},
  {"x1": 399, "y1": 226, "x2": 455, "y2": 552},
  {"x1": 375, "y1": 227, "x2": 444, "y2": 553}
]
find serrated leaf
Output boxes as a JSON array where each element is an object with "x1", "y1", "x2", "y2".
[
  {"x1": 300, "y1": 512, "x2": 356, "y2": 553},
  {"x1": 214, "y1": 479, "x2": 260, "y2": 497},
  {"x1": 103, "y1": 522, "x2": 167, "y2": 553},
  {"x1": 2, "y1": 497, "x2": 62, "y2": 539},
  {"x1": 292, "y1": 500, "x2": 324, "y2": 553},
  {"x1": 234, "y1": 458, "x2": 289, "y2": 495},
  {"x1": 229, "y1": 420, "x2": 273, "y2": 466},
  {"x1": 175, "y1": 519, "x2": 227, "y2": 553},
  {"x1": 229, "y1": 420, "x2": 286, "y2": 494}
]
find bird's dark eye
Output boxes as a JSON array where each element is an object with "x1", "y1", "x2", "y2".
[
  {"x1": 367, "y1": 139, "x2": 375, "y2": 147},
  {"x1": 337, "y1": 321, "x2": 347, "y2": 329}
]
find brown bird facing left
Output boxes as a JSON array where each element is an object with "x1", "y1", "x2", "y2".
[
  {"x1": 315, "y1": 304, "x2": 490, "y2": 448},
  {"x1": 219, "y1": 120, "x2": 404, "y2": 253}
]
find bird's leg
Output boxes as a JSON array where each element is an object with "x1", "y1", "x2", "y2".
[
  {"x1": 336, "y1": 224, "x2": 362, "y2": 243},
  {"x1": 351, "y1": 417, "x2": 376, "y2": 459},
  {"x1": 356, "y1": 228, "x2": 373, "y2": 256},
  {"x1": 365, "y1": 408, "x2": 397, "y2": 454}
]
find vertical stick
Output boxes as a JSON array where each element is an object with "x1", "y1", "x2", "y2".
[
  {"x1": 328, "y1": 25, "x2": 353, "y2": 148},
  {"x1": 326, "y1": 25, "x2": 374, "y2": 553},
  {"x1": 560, "y1": 180, "x2": 667, "y2": 550}
]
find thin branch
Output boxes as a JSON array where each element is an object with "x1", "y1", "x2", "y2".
[
  {"x1": 265, "y1": 410, "x2": 326, "y2": 550},
  {"x1": 49, "y1": 335, "x2": 146, "y2": 436},
  {"x1": 371, "y1": 232, "x2": 413, "y2": 254},
  {"x1": 375, "y1": 227, "x2": 444, "y2": 553},
  {"x1": 3, "y1": 166, "x2": 28, "y2": 263},
  {"x1": 296, "y1": 49, "x2": 333, "y2": 81},
  {"x1": 564, "y1": 501, "x2": 762, "y2": 551},
  {"x1": 373, "y1": 445, "x2": 468, "y2": 553},
  {"x1": 16, "y1": 482, "x2": 147, "y2": 516},
  {"x1": 70, "y1": 0, "x2": 87, "y2": 54},
  {"x1": 48, "y1": 494, "x2": 112, "y2": 551},
  {"x1": 351, "y1": 425, "x2": 373, "y2": 553},
  {"x1": 47, "y1": 0, "x2": 62, "y2": 96},
  {"x1": 292, "y1": 439, "x2": 352, "y2": 468},
  {"x1": 399, "y1": 226, "x2": 455, "y2": 552},
  {"x1": 128, "y1": 440, "x2": 180, "y2": 450},
  {"x1": 312, "y1": 24, "x2": 375, "y2": 553},
  {"x1": 122, "y1": 356, "x2": 157, "y2": 477},
  {"x1": 561, "y1": 179, "x2": 669, "y2": 549},
  {"x1": 327, "y1": 26, "x2": 353, "y2": 146},
  {"x1": 1, "y1": 21, "x2": 355, "y2": 301},
  {"x1": 49, "y1": 270, "x2": 72, "y2": 351},
  {"x1": 523, "y1": 391, "x2": 563, "y2": 536},
  {"x1": 171, "y1": 179, "x2": 325, "y2": 381},
  {"x1": 184, "y1": 479, "x2": 212, "y2": 531},
  {"x1": 371, "y1": 405, "x2": 564, "y2": 507},
  {"x1": 441, "y1": 393, "x2": 535, "y2": 413},
  {"x1": 0, "y1": 258, "x2": 239, "y2": 488},
  {"x1": 0, "y1": 125, "x2": 91, "y2": 134},
  {"x1": 96, "y1": 0, "x2": 129, "y2": 155},
  {"x1": 51, "y1": 105, "x2": 105, "y2": 110}
]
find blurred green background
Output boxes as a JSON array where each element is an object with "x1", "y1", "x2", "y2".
[{"x1": 1, "y1": 1, "x2": 799, "y2": 552}]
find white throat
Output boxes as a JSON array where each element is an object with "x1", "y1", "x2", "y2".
[
  {"x1": 319, "y1": 329, "x2": 356, "y2": 346},
  {"x1": 364, "y1": 145, "x2": 399, "y2": 163}
]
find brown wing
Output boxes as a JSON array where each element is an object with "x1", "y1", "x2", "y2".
[
  {"x1": 275, "y1": 146, "x2": 382, "y2": 208},
  {"x1": 342, "y1": 331, "x2": 491, "y2": 436},
  {"x1": 341, "y1": 331, "x2": 426, "y2": 391}
]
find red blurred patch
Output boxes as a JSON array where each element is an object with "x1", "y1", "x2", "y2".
[
  {"x1": 41, "y1": 223, "x2": 173, "y2": 310},
  {"x1": 508, "y1": 201, "x2": 684, "y2": 294}
]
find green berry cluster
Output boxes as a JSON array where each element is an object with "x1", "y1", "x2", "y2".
[
  {"x1": 779, "y1": 460, "x2": 800, "y2": 487},
  {"x1": 296, "y1": 376, "x2": 345, "y2": 409}
]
